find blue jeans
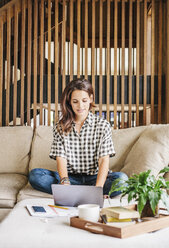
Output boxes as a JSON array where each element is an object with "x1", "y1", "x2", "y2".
[{"x1": 28, "y1": 168, "x2": 128, "y2": 198}]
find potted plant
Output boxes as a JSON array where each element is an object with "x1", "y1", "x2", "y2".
[{"x1": 109, "y1": 167, "x2": 169, "y2": 218}]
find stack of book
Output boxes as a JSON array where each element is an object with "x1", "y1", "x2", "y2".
[{"x1": 100, "y1": 206, "x2": 140, "y2": 226}]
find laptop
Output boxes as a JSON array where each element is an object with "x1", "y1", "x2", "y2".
[{"x1": 51, "y1": 184, "x2": 104, "y2": 207}]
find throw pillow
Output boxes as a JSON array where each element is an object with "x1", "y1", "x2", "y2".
[
  {"x1": 121, "y1": 125, "x2": 169, "y2": 177},
  {"x1": 110, "y1": 125, "x2": 147, "y2": 172}
]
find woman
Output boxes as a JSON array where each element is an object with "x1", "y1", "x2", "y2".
[{"x1": 29, "y1": 78, "x2": 128, "y2": 197}]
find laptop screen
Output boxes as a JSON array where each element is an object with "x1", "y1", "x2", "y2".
[{"x1": 51, "y1": 184, "x2": 104, "y2": 207}]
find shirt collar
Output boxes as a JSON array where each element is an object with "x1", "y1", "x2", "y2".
[
  {"x1": 72, "y1": 111, "x2": 94, "y2": 127},
  {"x1": 85, "y1": 111, "x2": 94, "y2": 126}
]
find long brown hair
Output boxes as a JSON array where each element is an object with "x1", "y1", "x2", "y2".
[{"x1": 58, "y1": 78, "x2": 95, "y2": 134}]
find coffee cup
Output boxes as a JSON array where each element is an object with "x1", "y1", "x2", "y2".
[{"x1": 78, "y1": 204, "x2": 100, "y2": 222}]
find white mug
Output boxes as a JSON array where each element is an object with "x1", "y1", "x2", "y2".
[{"x1": 78, "y1": 204, "x2": 100, "y2": 222}]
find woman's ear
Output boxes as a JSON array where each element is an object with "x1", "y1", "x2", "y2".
[{"x1": 90, "y1": 94, "x2": 93, "y2": 103}]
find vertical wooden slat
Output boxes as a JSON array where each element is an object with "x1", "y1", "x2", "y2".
[
  {"x1": 158, "y1": 0, "x2": 162, "y2": 124},
  {"x1": 21, "y1": 0, "x2": 25, "y2": 125},
  {"x1": 121, "y1": 0, "x2": 125, "y2": 128},
  {"x1": 70, "y1": 0, "x2": 73, "y2": 81},
  {"x1": 6, "y1": 8, "x2": 11, "y2": 126},
  {"x1": 48, "y1": 0, "x2": 51, "y2": 126},
  {"x1": 40, "y1": 0, "x2": 44, "y2": 125},
  {"x1": 128, "y1": 0, "x2": 132, "y2": 128},
  {"x1": 0, "y1": 17, "x2": 3, "y2": 126},
  {"x1": 136, "y1": 0, "x2": 140, "y2": 126},
  {"x1": 151, "y1": 0, "x2": 155, "y2": 123},
  {"x1": 77, "y1": 0, "x2": 80, "y2": 78},
  {"x1": 92, "y1": 0, "x2": 95, "y2": 109},
  {"x1": 33, "y1": 0, "x2": 38, "y2": 128},
  {"x1": 85, "y1": 0, "x2": 88, "y2": 79},
  {"x1": 55, "y1": 0, "x2": 58, "y2": 123},
  {"x1": 62, "y1": 0, "x2": 66, "y2": 90},
  {"x1": 114, "y1": 0, "x2": 118, "y2": 129},
  {"x1": 143, "y1": 0, "x2": 147, "y2": 125},
  {"x1": 27, "y1": 0, "x2": 32, "y2": 126},
  {"x1": 106, "y1": 0, "x2": 110, "y2": 122},
  {"x1": 167, "y1": 0, "x2": 169, "y2": 123},
  {"x1": 99, "y1": 0, "x2": 103, "y2": 118},
  {"x1": 13, "y1": 4, "x2": 18, "y2": 126}
]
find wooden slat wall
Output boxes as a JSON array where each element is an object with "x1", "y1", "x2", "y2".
[
  {"x1": 85, "y1": 0, "x2": 88, "y2": 79},
  {"x1": 151, "y1": 0, "x2": 155, "y2": 124},
  {"x1": 92, "y1": 0, "x2": 95, "y2": 106},
  {"x1": 69, "y1": 0, "x2": 73, "y2": 81},
  {"x1": 0, "y1": 17, "x2": 3, "y2": 126},
  {"x1": 167, "y1": 0, "x2": 169, "y2": 123},
  {"x1": 106, "y1": 0, "x2": 110, "y2": 122},
  {"x1": 27, "y1": 0, "x2": 32, "y2": 126},
  {"x1": 20, "y1": 0, "x2": 25, "y2": 125},
  {"x1": 158, "y1": 0, "x2": 162, "y2": 124},
  {"x1": 13, "y1": 3, "x2": 18, "y2": 126},
  {"x1": 128, "y1": 0, "x2": 132, "y2": 128},
  {"x1": 99, "y1": 0, "x2": 103, "y2": 118},
  {"x1": 47, "y1": 0, "x2": 51, "y2": 126},
  {"x1": 77, "y1": 0, "x2": 80, "y2": 78},
  {"x1": 33, "y1": 0, "x2": 38, "y2": 128},
  {"x1": 0, "y1": 0, "x2": 167, "y2": 128},
  {"x1": 136, "y1": 0, "x2": 140, "y2": 126},
  {"x1": 6, "y1": 8, "x2": 11, "y2": 126},
  {"x1": 40, "y1": 0, "x2": 44, "y2": 125},
  {"x1": 54, "y1": 0, "x2": 58, "y2": 123},
  {"x1": 121, "y1": 0, "x2": 125, "y2": 128},
  {"x1": 143, "y1": 0, "x2": 147, "y2": 125},
  {"x1": 114, "y1": 0, "x2": 118, "y2": 129},
  {"x1": 62, "y1": 0, "x2": 66, "y2": 90}
]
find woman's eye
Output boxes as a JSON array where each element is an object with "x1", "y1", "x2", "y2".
[{"x1": 83, "y1": 100, "x2": 87, "y2": 102}]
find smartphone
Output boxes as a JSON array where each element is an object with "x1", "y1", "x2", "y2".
[{"x1": 32, "y1": 206, "x2": 46, "y2": 213}]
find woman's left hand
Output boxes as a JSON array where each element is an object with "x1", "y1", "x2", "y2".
[{"x1": 103, "y1": 195, "x2": 109, "y2": 199}]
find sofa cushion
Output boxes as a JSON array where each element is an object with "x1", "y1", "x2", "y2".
[
  {"x1": 17, "y1": 183, "x2": 52, "y2": 202},
  {"x1": 0, "y1": 209, "x2": 11, "y2": 222},
  {"x1": 121, "y1": 125, "x2": 169, "y2": 177},
  {"x1": 0, "y1": 126, "x2": 33, "y2": 175},
  {"x1": 0, "y1": 174, "x2": 27, "y2": 208},
  {"x1": 29, "y1": 126, "x2": 57, "y2": 172},
  {"x1": 110, "y1": 125, "x2": 147, "y2": 171}
]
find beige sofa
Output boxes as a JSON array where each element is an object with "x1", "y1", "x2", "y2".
[{"x1": 1, "y1": 124, "x2": 169, "y2": 221}]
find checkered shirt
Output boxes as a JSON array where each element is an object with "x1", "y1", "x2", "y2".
[{"x1": 49, "y1": 112, "x2": 115, "y2": 175}]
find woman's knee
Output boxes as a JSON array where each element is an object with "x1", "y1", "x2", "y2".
[
  {"x1": 28, "y1": 168, "x2": 55, "y2": 194},
  {"x1": 108, "y1": 171, "x2": 128, "y2": 182},
  {"x1": 29, "y1": 168, "x2": 42, "y2": 180},
  {"x1": 29, "y1": 169, "x2": 40, "y2": 184},
  {"x1": 118, "y1": 172, "x2": 128, "y2": 182}
]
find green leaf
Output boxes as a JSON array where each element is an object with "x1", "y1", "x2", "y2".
[
  {"x1": 138, "y1": 170, "x2": 151, "y2": 185},
  {"x1": 147, "y1": 175, "x2": 156, "y2": 186},
  {"x1": 148, "y1": 191, "x2": 160, "y2": 215},
  {"x1": 155, "y1": 177, "x2": 167, "y2": 189},
  {"x1": 108, "y1": 178, "x2": 126, "y2": 196},
  {"x1": 166, "y1": 181, "x2": 169, "y2": 189},
  {"x1": 137, "y1": 194, "x2": 147, "y2": 215},
  {"x1": 159, "y1": 167, "x2": 169, "y2": 174},
  {"x1": 128, "y1": 191, "x2": 136, "y2": 203}
]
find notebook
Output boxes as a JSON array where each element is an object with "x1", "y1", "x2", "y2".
[{"x1": 51, "y1": 184, "x2": 104, "y2": 207}]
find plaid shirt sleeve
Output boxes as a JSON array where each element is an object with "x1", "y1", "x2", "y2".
[
  {"x1": 99, "y1": 122, "x2": 115, "y2": 158},
  {"x1": 49, "y1": 125, "x2": 67, "y2": 160}
]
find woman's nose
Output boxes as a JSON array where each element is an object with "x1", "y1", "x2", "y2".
[{"x1": 78, "y1": 101, "x2": 83, "y2": 108}]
